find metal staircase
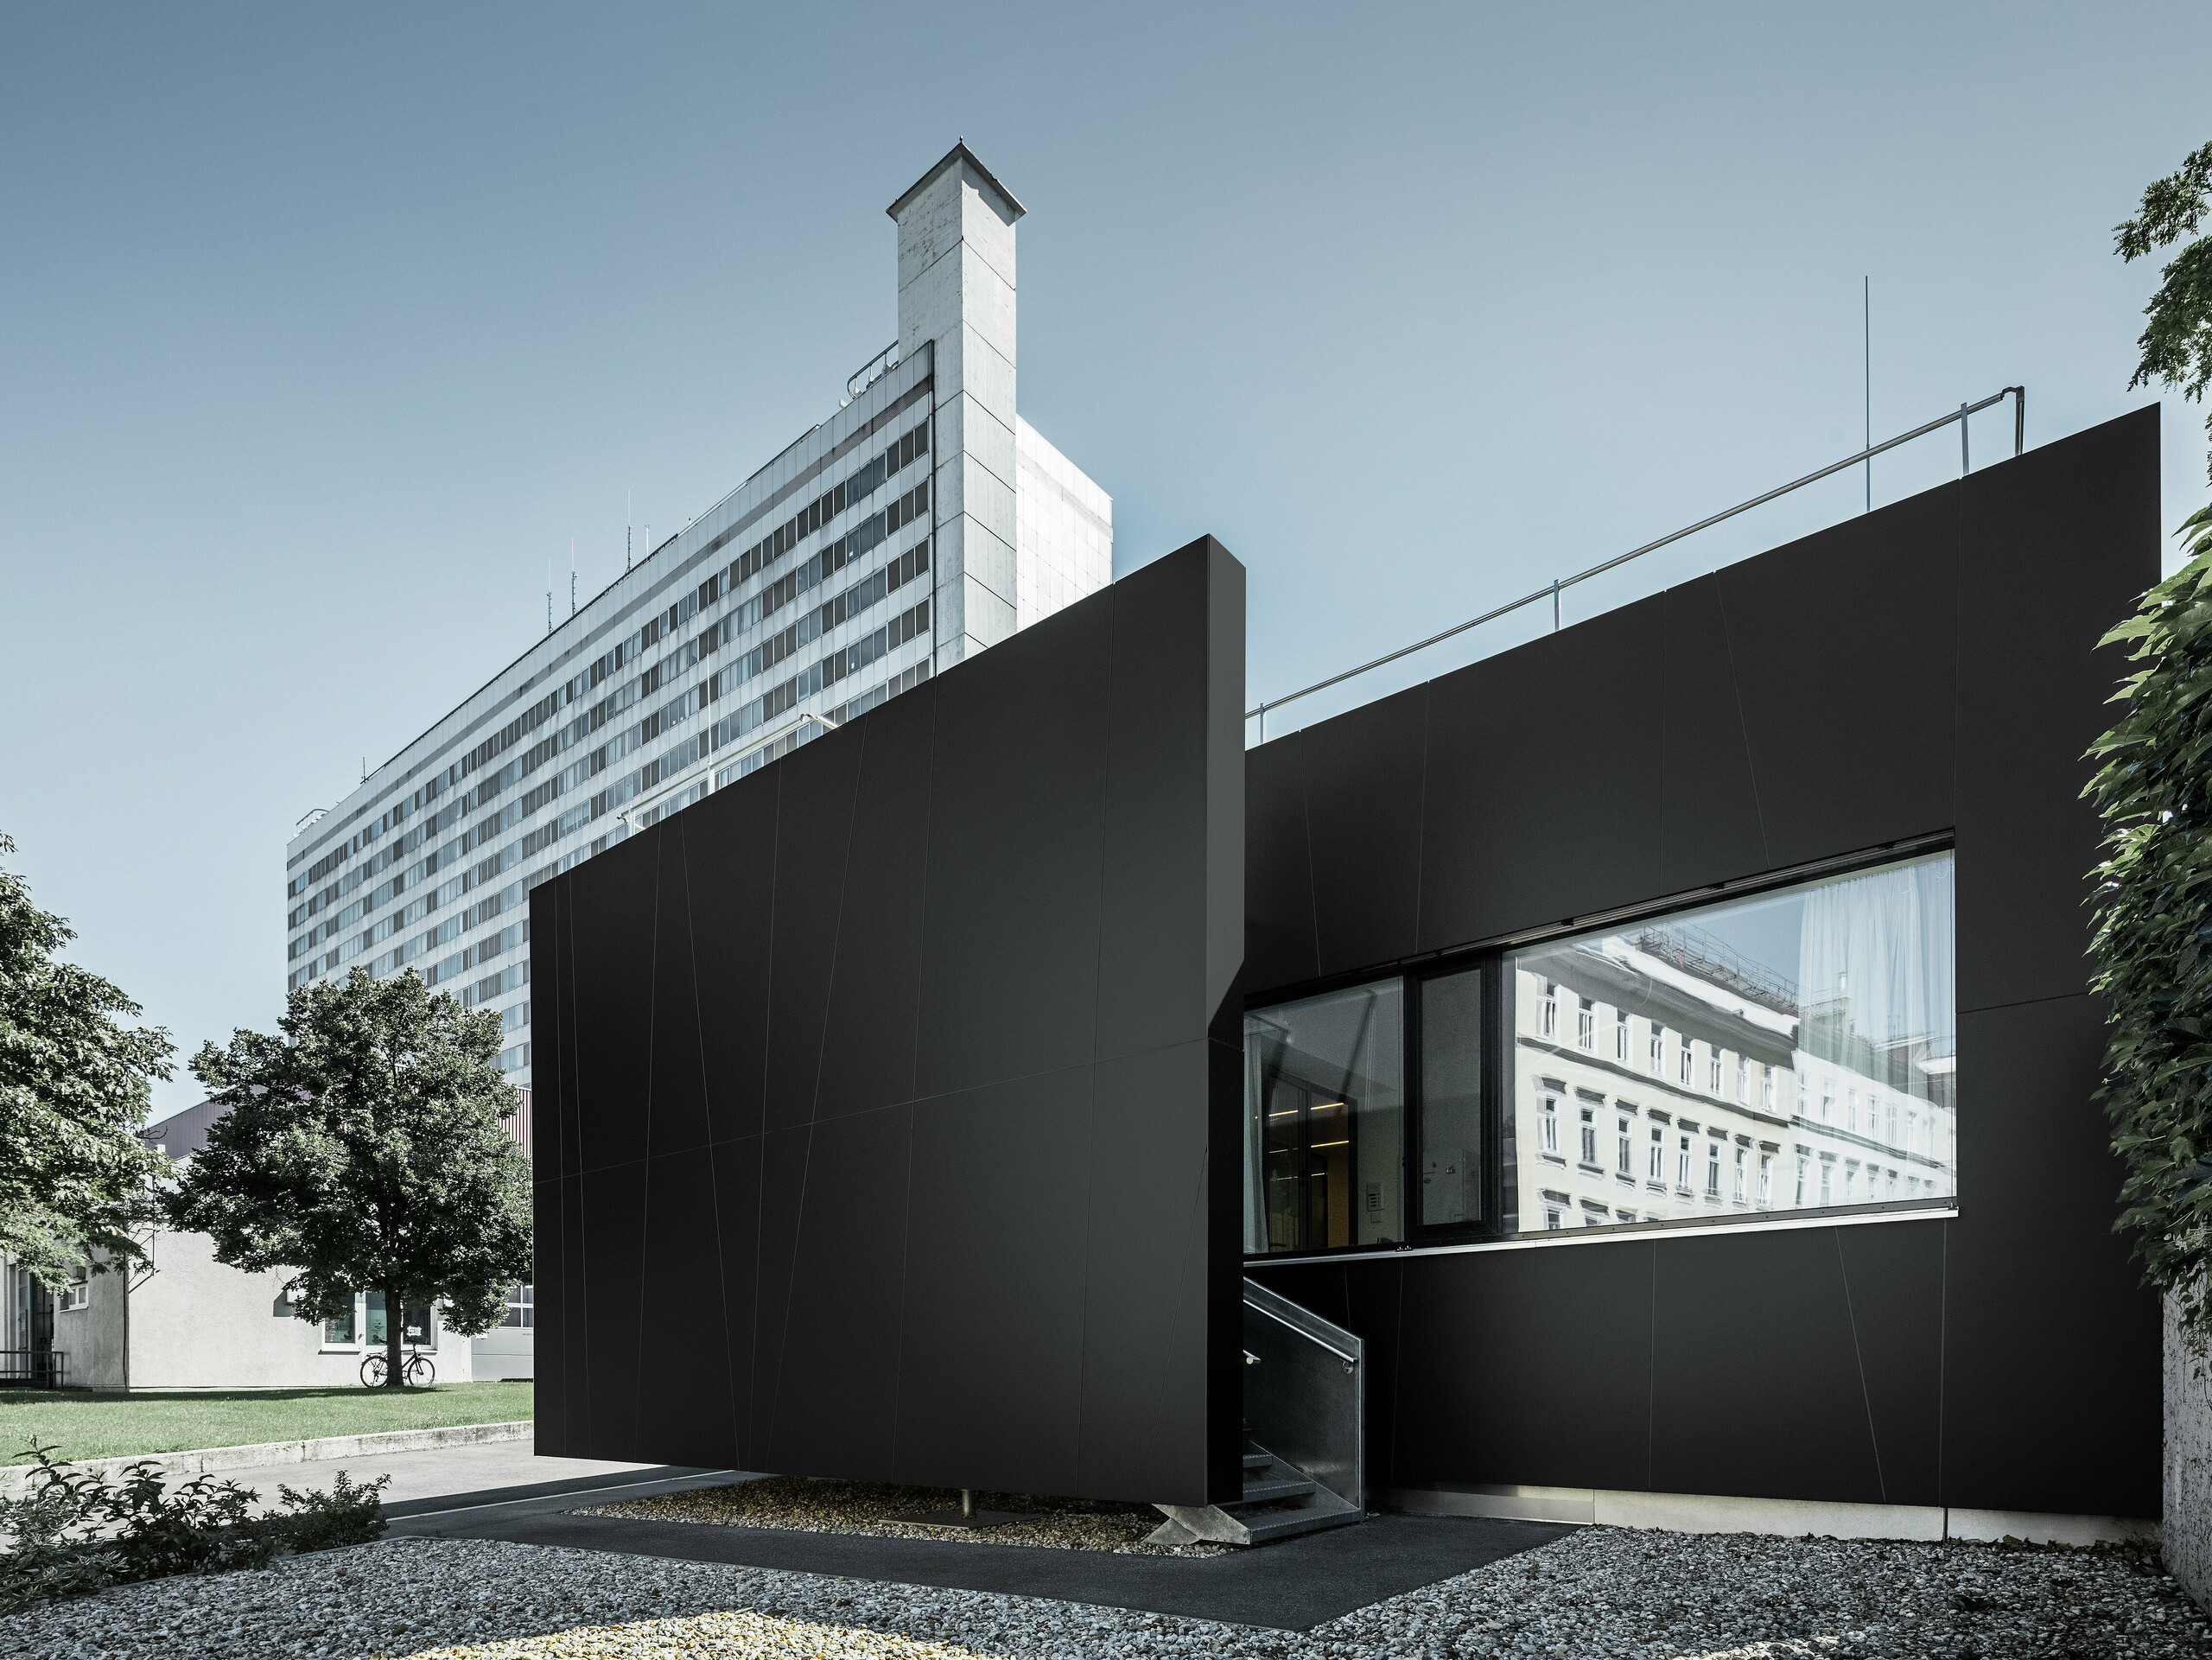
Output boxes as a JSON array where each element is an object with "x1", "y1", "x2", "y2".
[{"x1": 1145, "y1": 1281, "x2": 1366, "y2": 1547}]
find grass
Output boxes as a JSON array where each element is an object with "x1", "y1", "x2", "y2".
[{"x1": 0, "y1": 1378, "x2": 532, "y2": 1464}]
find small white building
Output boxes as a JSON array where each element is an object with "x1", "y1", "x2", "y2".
[{"x1": 2, "y1": 1089, "x2": 538, "y2": 1390}]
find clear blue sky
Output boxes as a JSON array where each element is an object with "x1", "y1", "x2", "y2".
[{"x1": 4, "y1": 3, "x2": 2205, "y2": 1116}]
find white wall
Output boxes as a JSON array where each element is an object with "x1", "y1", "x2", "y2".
[{"x1": 2167, "y1": 1290, "x2": 2212, "y2": 1608}]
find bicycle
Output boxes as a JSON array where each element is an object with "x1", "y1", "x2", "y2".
[{"x1": 359, "y1": 1349, "x2": 435, "y2": 1388}]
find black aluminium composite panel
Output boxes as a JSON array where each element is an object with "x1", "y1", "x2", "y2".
[
  {"x1": 532, "y1": 537, "x2": 1246, "y2": 1505},
  {"x1": 1247, "y1": 408, "x2": 2161, "y2": 1520}
]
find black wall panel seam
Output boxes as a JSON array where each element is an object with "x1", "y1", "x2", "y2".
[
  {"x1": 678, "y1": 821, "x2": 744, "y2": 1459},
  {"x1": 1959, "y1": 987, "x2": 2101, "y2": 1018},
  {"x1": 1833, "y1": 1228, "x2": 1888, "y2": 1504},
  {"x1": 904, "y1": 691, "x2": 942, "y2": 1103},
  {"x1": 1643, "y1": 1243, "x2": 1656, "y2": 1492},
  {"x1": 1937, "y1": 1219, "x2": 1949, "y2": 1507},
  {"x1": 766, "y1": 1119, "x2": 817, "y2": 1463},
  {"x1": 630, "y1": 830, "x2": 664, "y2": 1453},
  {"x1": 1715, "y1": 581, "x2": 1774, "y2": 871},
  {"x1": 809, "y1": 721, "x2": 872, "y2": 1124},
  {"x1": 747, "y1": 769, "x2": 786, "y2": 1460},
  {"x1": 1300, "y1": 738, "x2": 1323, "y2": 982},
  {"x1": 1410, "y1": 687, "x2": 1433, "y2": 954}
]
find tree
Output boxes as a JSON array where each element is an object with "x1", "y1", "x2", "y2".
[
  {"x1": 2093, "y1": 140, "x2": 2212, "y2": 1347},
  {"x1": 166, "y1": 967, "x2": 531, "y2": 1387},
  {"x1": 2088, "y1": 507, "x2": 2212, "y2": 1347},
  {"x1": 0, "y1": 832, "x2": 174, "y2": 1290},
  {"x1": 2117, "y1": 139, "x2": 2212, "y2": 484}
]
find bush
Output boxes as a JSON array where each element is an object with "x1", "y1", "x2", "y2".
[{"x1": 0, "y1": 1441, "x2": 390, "y2": 1613}]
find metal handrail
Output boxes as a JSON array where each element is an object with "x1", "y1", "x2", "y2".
[
  {"x1": 846, "y1": 340, "x2": 900, "y2": 401},
  {"x1": 1244, "y1": 1283, "x2": 1360, "y2": 1365},
  {"x1": 1248, "y1": 386, "x2": 2026, "y2": 738}
]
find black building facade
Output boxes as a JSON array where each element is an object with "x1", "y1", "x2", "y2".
[
  {"x1": 537, "y1": 409, "x2": 2161, "y2": 1530},
  {"x1": 531, "y1": 538, "x2": 1246, "y2": 1506},
  {"x1": 1245, "y1": 407, "x2": 2162, "y2": 1526}
]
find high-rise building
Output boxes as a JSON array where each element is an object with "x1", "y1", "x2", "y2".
[{"x1": 281, "y1": 144, "x2": 1113, "y2": 1101}]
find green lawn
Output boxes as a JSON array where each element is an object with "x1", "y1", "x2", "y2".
[{"x1": 0, "y1": 1378, "x2": 533, "y2": 1464}]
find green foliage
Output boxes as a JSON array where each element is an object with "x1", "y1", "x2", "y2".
[
  {"x1": 0, "y1": 832, "x2": 175, "y2": 1291},
  {"x1": 0, "y1": 1440, "x2": 389, "y2": 1613},
  {"x1": 165, "y1": 966, "x2": 531, "y2": 1386},
  {"x1": 2088, "y1": 507, "x2": 2212, "y2": 1345},
  {"x1": 2117, "y1": 139, "x2": 2212, "y2": 485}
]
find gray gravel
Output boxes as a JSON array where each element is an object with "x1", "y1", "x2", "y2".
[{"x1": 0, "y1": 1525, "x2": 2207, "y2": 1659}]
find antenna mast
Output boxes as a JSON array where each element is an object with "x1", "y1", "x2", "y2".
[{"x1": 626, "y1": 491, "x2": 632, "y2": 571}]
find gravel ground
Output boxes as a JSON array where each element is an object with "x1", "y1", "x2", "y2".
[
  {"x1": 2, "y1": 1525, "x2": 2209, "y2": 1659},
  {"x1": 577, "y1": 1475, "x2": 1224, "y2": 1557}
]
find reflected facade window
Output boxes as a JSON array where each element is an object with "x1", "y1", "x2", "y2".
[
  {"x1": 1243, "y1": 980, "x2": 1405, "y2": 1254},
  {"x1": 1241, "y1": 850, "x2": 1956, "y2": 1256},
  {"x1": 1505, "y1": 851, "x2": 1955, "y2": 1233}
]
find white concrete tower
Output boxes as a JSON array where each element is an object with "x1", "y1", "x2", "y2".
[{"x1": 890, "y1": 142, "x2": 1024, "y2": 666}]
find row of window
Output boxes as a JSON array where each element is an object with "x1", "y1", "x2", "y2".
[
  {"x1": 291, "y1": 542, "x2": 931, "y2": 961},
  {"x1": 291, "y1": 410, "x2": 932, "y2": 900},
  {"x1": 1246, "y1": 850, "x2": 1958, "y2": 1255}
]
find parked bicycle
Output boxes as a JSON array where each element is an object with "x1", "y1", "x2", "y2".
[
  {"x1": 359, "y1": 1349, "x2": 435, "y2": 1387},
  {"x1": 359, "y1": 1315, "x2": 437, "y2": 1387}
]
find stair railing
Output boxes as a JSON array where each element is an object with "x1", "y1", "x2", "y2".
[{"x1": 1243, "y1": 1279, "x2": 1363, "y2": 1511}]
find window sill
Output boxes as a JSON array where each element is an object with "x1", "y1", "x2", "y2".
[{"x1": 1245, "y1": 1198, "x2": 1957, "y2": 1267}]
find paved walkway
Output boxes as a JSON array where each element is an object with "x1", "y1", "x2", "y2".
[
  {"x1": 421, "y1": 1504, "x2": 1575, "y2": 1631},
  {"x1": 214, "y1": 1437, "x2": 740, "y2": 1524},
  {"x1": 233, "y1": 1438, "x2": 1574, "y2": 1630}
]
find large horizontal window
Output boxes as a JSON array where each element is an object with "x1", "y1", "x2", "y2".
[
  {"x1": 1242, "y1": 849, "x2": 1956, "y2": 1256},
  {"x1": 1508, "y1": 851, "x2": 1955, "y2": 1234}
]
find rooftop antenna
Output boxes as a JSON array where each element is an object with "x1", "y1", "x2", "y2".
[
  {"x1": 569, "y1": 539, "x2": 577, "y2": 616},
  {"x1": 626, "y1": 491, "x2": 632, "y2": 571},
  {"x1": 546, "y1": 559, "x2": 553, "y2": 636},
  {"x1": 1863, "y1": 277, "x2": 1872, "y2": 513}
]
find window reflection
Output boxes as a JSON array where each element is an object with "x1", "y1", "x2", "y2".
[
  {"x1": 1243, "y1": 982, "x2": 1404, "y2": 1253},
  {"x1": 1507, "y1": 852, "x2": 1955, "y2": 1233}
]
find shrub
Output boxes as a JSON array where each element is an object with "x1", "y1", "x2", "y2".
[{"x1": 0, "y1": 1441, "x2": 390, "y2": 1613}]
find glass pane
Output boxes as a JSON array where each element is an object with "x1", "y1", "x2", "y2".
[
  {"x1": 324, "y1": 1298, "x2": 355, "y2": 1345},
  {"x1": 1419, "y1": 967, "x2": 1483, "y2": 1226},
  {"x1": 1507, "y1": 852, "x2": 1955, "y2": 1234},
  {"x1": 403, "y1": 1303, "x2": 434, "y2": 1349},
  {"x1": 364, "y1": 1291, "x2": 387, "y2": 1345},
  {"x1": 1244, "y1": 979, "x2": 1404, "y2": 1254}
]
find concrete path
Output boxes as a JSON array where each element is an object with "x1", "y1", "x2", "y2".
[
  {"x1": 213, "y1": 1436, "x2": 745, "y2": 1527},
  {"x1": 424, "y1": 1507, "x2": 1577, "y2": 1631}
]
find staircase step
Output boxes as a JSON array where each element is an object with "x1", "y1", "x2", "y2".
[
  {"x1": 1235, "y1": 1474, "x2": 1317, "y2": 1506},
  {"x1": 1241, "y1": 1451, "x2": 1271, "y2": 1472},
  {"x1": 1237, "y1": 1490, "x2": 1363, "y2": 1544}
]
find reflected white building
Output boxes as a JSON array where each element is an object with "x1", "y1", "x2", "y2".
[{"x1": 1510, "y1": 857, "x2": 1958, "y2": 1232}]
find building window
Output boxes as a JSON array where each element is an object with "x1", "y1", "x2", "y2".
[
  {"x1": 1244, "y1": 849, "x2": 1956, "y2": 1256},
  {"x1": 501, "y1": 1284, "x2": 534, "y2": 1328},
  {"x1": 63, "y1": 1267, "x2": 87, "y2": 1312},
  {"x1": 1244, "y1": 978, "x2": 1405, "y2": 1254},
  {"x1": 1417, "y1": 967, "x2": 1482, "y2": 1228}
]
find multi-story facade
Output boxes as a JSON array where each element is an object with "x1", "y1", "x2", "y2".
[
  {"x1": 282, "y1": 143, "x2": 1110, "y2": 1087},
  {"x1": 276, "y1": 145, "x2": 1108, "y2": 1381}
]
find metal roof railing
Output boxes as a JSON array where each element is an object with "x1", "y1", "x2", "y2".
[{"x1": 1248, "y1": 386, "x2": 2026, "y2": 741}]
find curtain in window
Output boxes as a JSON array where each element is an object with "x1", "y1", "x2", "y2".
[{"x1": 1795, "y1": 855, "x2": 1955, "y2": 1095}]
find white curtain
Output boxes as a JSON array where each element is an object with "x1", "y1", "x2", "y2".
[{"x1": 1796, "y1": 855, "x2": 1955, "y2": 1059}]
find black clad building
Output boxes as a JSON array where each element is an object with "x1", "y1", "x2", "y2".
[{"x1": 536, "y1": 409, "x2": 2161, "y2": 1541}]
